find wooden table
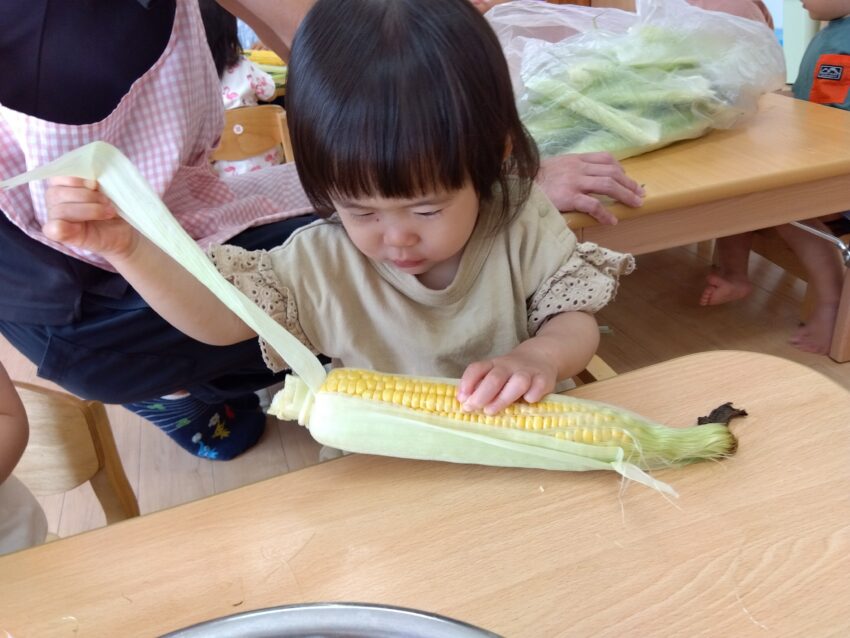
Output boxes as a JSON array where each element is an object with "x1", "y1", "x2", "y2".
[
  {"x1": 2, "y1": 351, "x2": 849, "y2": 637},
  {"x1": 564, "y1": 92, "x2": 850, "y2": 361}
]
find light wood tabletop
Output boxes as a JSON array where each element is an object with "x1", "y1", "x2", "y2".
[
  {"x1": 563, "y1": 92, "x2": 850, "y2": 362},
  {"x1": 2, "y1": 350, "x2": 849, "y2": 637}
]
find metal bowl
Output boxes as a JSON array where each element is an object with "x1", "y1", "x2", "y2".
[{"x1": 160, "y1": 602, "x2": 502, "y2": 638}]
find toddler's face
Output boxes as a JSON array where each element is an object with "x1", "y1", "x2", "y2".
[
  {"x1": 332, "y1": 182, "x2": 480, "y2": 289},
  {"x1": 801, "y1": 0, "x2": 850, "y2": 21}
]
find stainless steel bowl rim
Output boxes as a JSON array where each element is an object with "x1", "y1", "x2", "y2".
[{"x1": 160, "y1": 601, "x2": 503, "y2": 638}]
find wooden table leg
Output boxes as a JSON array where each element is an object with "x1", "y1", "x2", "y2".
[{"x1": 830, "y1": 269, "x2": 850, "y2": 362}]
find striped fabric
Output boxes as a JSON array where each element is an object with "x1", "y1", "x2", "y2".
[{"x1": 0, "y1": 0, "x2": 312, "y2": 271}]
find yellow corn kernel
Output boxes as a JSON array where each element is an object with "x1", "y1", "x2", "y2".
[
  {"x1": 316, "y1": 368, "x2": 631, "y2": 449},
  {"x1": 270, "y1": 367, "x2": 739, "y2": 493}
]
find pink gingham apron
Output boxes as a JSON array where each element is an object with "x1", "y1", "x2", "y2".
[{"x1": 0, "y1": 0, "x2": 312, "y2": 271}]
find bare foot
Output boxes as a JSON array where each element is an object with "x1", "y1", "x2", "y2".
[
  {"x1": 789, "y1": 303, "x2": 839, "y2": 354},
  {"x1": 699, "y1": 272, "x2": 752, "y2": 306}
]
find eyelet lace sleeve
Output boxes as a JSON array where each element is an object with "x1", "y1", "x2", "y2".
[
  {"x1": 207, "y1": 244, "x2": 318, "y2": 372},
  {"x1": 527, "y1": 242, "x2": 635, "y2": 335}
]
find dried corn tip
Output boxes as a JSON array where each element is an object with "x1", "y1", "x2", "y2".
[{"x1": 269, "y1": 369, "x2": 738, "y2": 496}]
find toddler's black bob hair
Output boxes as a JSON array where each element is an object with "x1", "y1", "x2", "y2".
[{"x1": 287, "y1": 0, "x2": 539, "y2": 227}]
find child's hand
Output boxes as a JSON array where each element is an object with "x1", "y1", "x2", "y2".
[
  {"x1": 457, "y1": 351, "x2": 557, "y2": 415},
  {"x1": 43, "y1": 177, "x2": 138, "y2": 259}
]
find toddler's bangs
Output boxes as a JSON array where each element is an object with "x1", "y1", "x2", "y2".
[{"x1": 295, "y1": 57, "x2": 475, "y2": 212}]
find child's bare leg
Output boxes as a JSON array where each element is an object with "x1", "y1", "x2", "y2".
[
  {"x1": 700, "y1": 232, "x2": 754, "y2": 306},
  {"x1": 776, "y1": 220, "x2": 844, "y2": 354}
]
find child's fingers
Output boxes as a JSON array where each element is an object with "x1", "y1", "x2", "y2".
[
  {"x1": 522, "y1": 374, "x2": 553, "y2": 404},
  {"x1": 46, "y1": 200, "x2": 118, "y2": 223},
  {"x1": 457, "y1": 360, "x2": 493, "y2": 403},
  {"x1": 44, "y1": 184, "x2": 118, "y2": 221},
  {"x1": 462, "y1": 368, "x2": 529, "y2": 414},
  {"x1": 42, "y1": 218, "x2": 87, "y2": 247},
  {"x1": 44, "y1": 181, "x2": 108, "y2": 206},
  {"x1": 461, "y1": 364, "x2": 512, "y2": 412},
  {"x1": 479, "y1": 372, "x2": 533, "y2": 415},
  {"x1": 46, "y1": 176, "x2": 100, "y2": 190}
]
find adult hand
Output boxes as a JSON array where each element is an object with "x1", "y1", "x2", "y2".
[{"x1": 537, "y1": 152, "x2": 645, "y2": 224}]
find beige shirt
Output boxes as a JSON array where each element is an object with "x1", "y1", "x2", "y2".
[{"x1": 210, "y1": 184, "x2": 634, "y2": 378}]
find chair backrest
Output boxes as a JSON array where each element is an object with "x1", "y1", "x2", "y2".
[
  {"x1": 12, "y1": 382, "x2": 140, "y2": 525},
  {"x1": 211, "y1": 104, "x2": 294, "y2": 164}
]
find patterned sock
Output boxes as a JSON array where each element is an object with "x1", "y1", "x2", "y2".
[{"x1": 123, "y1": 393, "x2": 266, "y2": 460}]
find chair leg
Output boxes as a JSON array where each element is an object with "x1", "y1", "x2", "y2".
[
  {"x1": 829, "y1": 270, "x2": 850, "y2": 363},
  {"x1": 696, "y1": 239, "x2": 715, "y2": 262},
  {"x1": 85, "y1": 401, "x2": 140, "y2": 522},
  {"x1": 573, "y1": 355, "x2": 617, "y2": 386}
]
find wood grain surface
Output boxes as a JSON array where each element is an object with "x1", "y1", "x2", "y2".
[{"x1": 2, "y1": 351, "x2": 848, "y2": 637}]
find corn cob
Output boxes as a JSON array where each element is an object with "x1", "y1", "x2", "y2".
[
  {"x1": 244, "y1": 49, "x2": 286, "y2": 67},
  {"x1": 270, "y1": 368, "x2": 737, "y2": 496}
]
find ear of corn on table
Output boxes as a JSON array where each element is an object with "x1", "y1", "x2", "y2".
[{"x1": 270, "y1": 368, "x2": 738, "y2": 497}]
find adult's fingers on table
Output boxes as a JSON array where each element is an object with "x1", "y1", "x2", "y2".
[
  {"x1": 580, "y1": 161, "x2": 628, "y2": 179},
  {"x1": 574, "y1": 151, "x2": 619, "y2": 166},
  {"x1": 579, "y1": 175, "x2": 643, "y2": 207},
  {"x1": 571, "y1": 193, "x2": 618, "y2": 225},
  {"x1": 576, "y1": 157, "x2": 644, "y2": 195}
]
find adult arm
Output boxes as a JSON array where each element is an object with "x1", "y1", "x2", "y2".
[{"x1": 217, "y1": 0, "x2": 315, "y2": 60}]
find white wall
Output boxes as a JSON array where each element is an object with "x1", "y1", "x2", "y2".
[
  {"x1": 781, "y1": 0, "x2": 822, "y2": 82},
  {"x1": 765, "y1": 0, "x2": 782, "y2": 27}
]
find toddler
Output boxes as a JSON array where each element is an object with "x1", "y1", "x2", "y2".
[
  {"x1": 200, "y1": 0, "x2": 281, "y2": 176},
  {"x1": 700, "y1": 0, "x2": 849, "y2": 354},
  {"x1": 43, "y1": 0, "x2": 633, "y2": 415}
]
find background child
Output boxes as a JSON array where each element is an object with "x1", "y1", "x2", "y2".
[
  {"x1": 699, "y1": 0, "x2": 849, "y2": 355},
  {"x1": 42, "y1": 0, "x2": 632, "y2": 416},
  {"x1": 0, "y1": 361, "x2": 47, "y2": 555},
  {"x1": 199, "y1": 0, "x2": 282, "y2": 176}
]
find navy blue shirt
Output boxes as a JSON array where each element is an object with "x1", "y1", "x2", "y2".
[{"x1": 0, "y1": 1, "x2": 176, "y2": 323}]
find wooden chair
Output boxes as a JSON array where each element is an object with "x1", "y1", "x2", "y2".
[
  {"x1": 572, "y1": 354, "x2": 617, "y2": 386},
  {"x1": 12, "y1": 382, "x2": 140, "y2": 531},
  {"x1": 211, "y1": 104, "x2": 294, "y2": 164}
]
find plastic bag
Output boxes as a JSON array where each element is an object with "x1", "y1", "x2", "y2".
[{"x1": 487, "y1": 0, "x2": 786, "y2": 159}]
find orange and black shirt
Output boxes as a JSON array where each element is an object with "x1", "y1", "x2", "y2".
[{"x1": 792, "y1": 16, "x2": 850, "y2": 111}]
